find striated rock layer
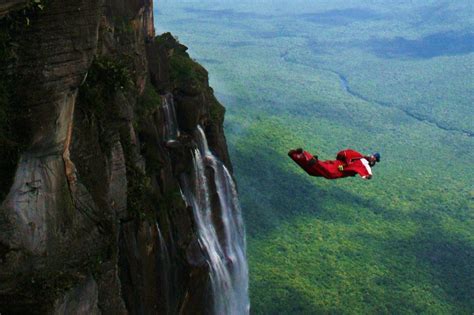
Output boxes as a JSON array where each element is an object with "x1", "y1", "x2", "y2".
[{"x1": 0, "y1": 0, "x2": 244, "y2": 314}]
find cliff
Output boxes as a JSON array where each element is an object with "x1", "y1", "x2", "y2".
[{"x1": 0, "y1": 1, "x2": 247, "y2": 314}]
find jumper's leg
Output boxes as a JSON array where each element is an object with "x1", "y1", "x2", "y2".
[{"x1": 288, "y1": 149, "x2": 322, "y2": 177}]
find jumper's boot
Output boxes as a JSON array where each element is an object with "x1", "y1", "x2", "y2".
[{"x1": 288, "y1": 148, "x2": 304, "y2": 157}]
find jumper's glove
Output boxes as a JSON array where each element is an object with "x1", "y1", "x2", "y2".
[{"x1": 338, "y1": 165, "x2": 344, "y2": 171}]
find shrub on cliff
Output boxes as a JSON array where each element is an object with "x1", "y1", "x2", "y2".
[
  {"x1": 155, "y1": 32, "x2": 208, "y2": 95},
  {"x1": 79, "y1": 56, "x2": 132, "y2": 119}
]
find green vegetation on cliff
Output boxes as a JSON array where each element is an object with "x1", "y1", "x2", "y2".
[{"x1": 156, "y1": 32, "x2": 209, "y2": 95}]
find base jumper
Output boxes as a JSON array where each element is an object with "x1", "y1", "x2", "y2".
[{"x1": 288, "y1": 148, "x2": 380, "y2": 180}]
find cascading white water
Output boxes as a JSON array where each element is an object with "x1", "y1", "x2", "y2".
[
  {"x1": 179, "y1": 125, "x2": 249, "y2": 315},
  {"x1": 161, "y1": 93, "x2": 180, "y2": 144}
]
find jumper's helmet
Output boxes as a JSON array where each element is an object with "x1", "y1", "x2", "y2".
[{"x1": 372, "y1": 152, "x2": 381, "y2": 162}]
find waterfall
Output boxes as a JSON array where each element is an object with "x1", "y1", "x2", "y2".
[
  {"x1": 179, "y1": 125, "x2": 249, "y2": 315},
  {"x1": 161, "y1": 93, "x2": 180, "y2": 146},
  {"x1": 156, "y1": 223, "x2": 172, "y2": 314}
]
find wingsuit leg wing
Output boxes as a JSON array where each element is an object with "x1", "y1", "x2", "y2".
[{"x1": 288, "y1": 149, "x2": 344, "y2": 179}]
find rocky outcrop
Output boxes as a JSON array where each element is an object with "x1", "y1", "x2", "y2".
[{"x1": 0, "y1": 0, "x2": 237, "y2": 314}]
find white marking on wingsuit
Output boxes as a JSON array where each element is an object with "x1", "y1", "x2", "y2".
[{"x1": 361, "y1": 158, "x2": 372, "y2": 175}]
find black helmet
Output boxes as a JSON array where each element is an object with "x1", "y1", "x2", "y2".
[{"x1": 372, "y1": 152, "x2": 381, "y2": 162}]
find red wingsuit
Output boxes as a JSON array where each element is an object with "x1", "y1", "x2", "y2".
[{"x1": 288, "y1": 149, "x2": 373, "y2": 180}]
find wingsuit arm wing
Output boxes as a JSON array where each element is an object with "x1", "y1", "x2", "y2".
[
  {"x1": 343, "y1": 158, "x2": 372, "y2": 179},
  {"x1": 336, "y1": 149, "x2": 365, "y2": 165}
]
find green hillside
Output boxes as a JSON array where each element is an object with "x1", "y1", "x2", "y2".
[{"x1": 155, "y1": 0, "x2": 474, "y2": 313}]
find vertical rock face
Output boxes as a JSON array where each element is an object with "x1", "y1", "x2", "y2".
[{"x1": 0, "y1": 1, "x2": 246, "y2": 314}]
